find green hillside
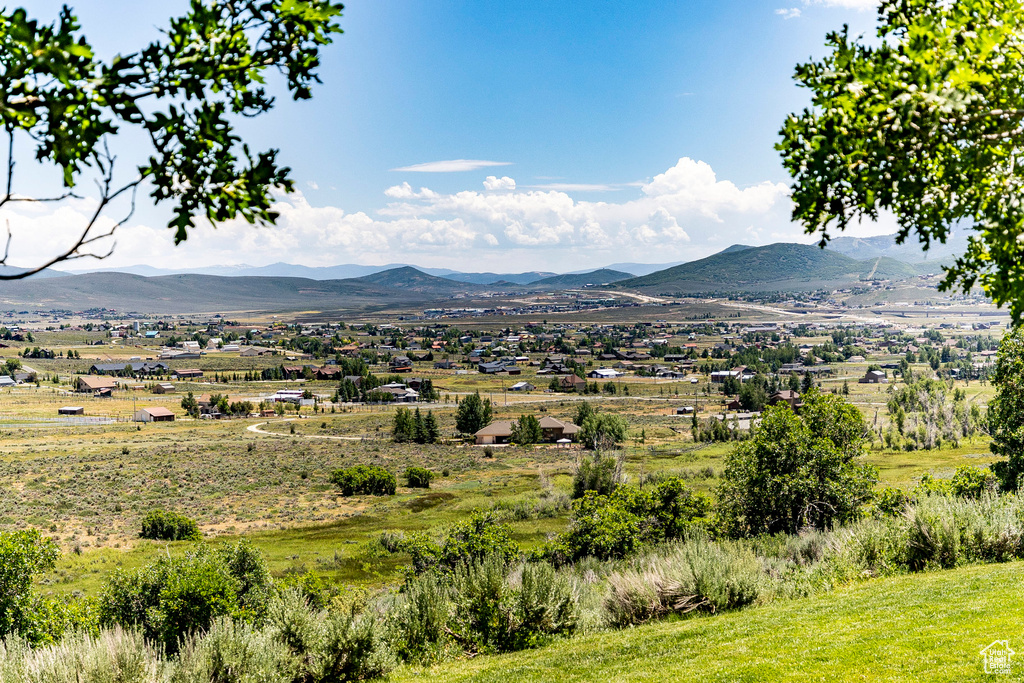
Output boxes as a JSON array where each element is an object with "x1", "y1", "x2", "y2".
[
  {"x1": 529, "y1": 269, "x2": 634, "y2": 288},
  {"x1": 617, "y1": 242, "x2": 919, "y2": 293},
  {"x1": 391, "y1": 561, "x2": 1023, "y2": 682},
  {"x1": 353, "y1": 266, "x2": 484, "y2": 294},
  {"x1": 0, "y1": 272, "x2": 412, "y2": 313}
]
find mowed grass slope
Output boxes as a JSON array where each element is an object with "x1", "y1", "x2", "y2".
[{"x1": 392, "y1": 561, "x2": 1024, "y2": 682}]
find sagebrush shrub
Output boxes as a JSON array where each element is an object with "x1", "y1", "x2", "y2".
[
  {"x1": 0, "y1": 627, "x2": 165, "y2": 683},
  {"x1": 604, "y1": 535, "x2": 763, "y2": 628}
]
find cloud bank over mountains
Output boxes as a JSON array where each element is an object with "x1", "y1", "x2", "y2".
[{"x1": 0, "y1": 157, "x2": 892, "y2": 273}]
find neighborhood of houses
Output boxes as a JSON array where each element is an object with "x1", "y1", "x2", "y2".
[{"x1": 0, "y1": 313, "x2": 1000, "y2": 432}]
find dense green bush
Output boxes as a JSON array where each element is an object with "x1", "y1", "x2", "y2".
[
  {"x1": 265, "y1": 589, "x2": 393, "y2": 681},
  {"x1": 98, "y1": 542, "x2": 273, "y2": 653},
  {"x1": 404, "y1": 466, "x2": 433, "y2": 489},
  {"x1": 0, "y1": 529, "x2": 61, "y2": 644},
  {"x1": 389, "y1": 573, "x2": 453, "y2": 664},
  {"x1": 510, "y1": 414, "x2": 542, "y2": 445},
  {"x1": 455, "y1": 391, "x2": 492, "y2": 434},
  {"x1": 449, "y1": 558, "x2": 578, "y2": 653},
  {"x1": 544, "y1": 479, "x2": 711, "y2": 565},
  {"x1": 330, "y1": 465, "x2": 397, "y2": 496},
  {"x1": 0, "y1": 628, "x2": 164, "y2": 682},
  {"x1": 140, "y1": 509, "x2": 202, "y2": 541},
  {"x1": 399, "y1": 511, "x2": 521, "y2": 575},
  {"x1": 578, "y1": 414, "x2": 629, "y2": 450}
]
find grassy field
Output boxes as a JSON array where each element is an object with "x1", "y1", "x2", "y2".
[
  {"x1": 390, "y1": 561, "x2": 1024, "y2": 682},
  {"x1": 0, "y1": 319, "x2": 1001, "y2": 605}
]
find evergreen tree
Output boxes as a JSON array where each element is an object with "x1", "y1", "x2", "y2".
[
  {"x1": 424, "y1": 410, "x2": 441, "y2": 444},
  {"x1": 392, "y1": 407, "x2": 415, "y2": 443},
  {"x1": 413, "y1": 408, "x2": 426, "y2": 444},
  {"x1": 801, "y1": 372, "x2": 814, "y2": 393},
  {"x1": 786, "y1": 370, "x2": 802, "y2": 393},
  {"x1": 511, "y1": 414, "x2": 543, "y2": 445}
]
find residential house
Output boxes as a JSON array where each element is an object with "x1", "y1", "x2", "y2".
[
  {"x1": 559, "y1": 374, "x2": 587, "y2": 392},
  {"x1": 859, "y1": 369, "x2": 888, "y2": 384},
  {"x1": 90, "y1": 362, "x2": 169, "y2": 375},
  {"x1": 390, "y1": 356, "x2": 414, "y2": 373},
  {"x1": 134, "y1": 406, "x2": 175, "y2": 422},
  {"x1": 152, "y1": 383, "x2": 176, "y2": 394},
  {"x1": 538, "y1": 416, "x2": 580, "y2": 443},
  {"x1": 378, "y1": 383, "x2": 419, "y2": 402},
  {"x1": 197, "y1": 394, "x2": 222, "y2": 416},
  {"x1": 75, "y1": 376, "x2": 118, "y2": 393},
  {"x1": 509, "y1": 381, "x2": 536, "y2": 392},
  {"x1": 769, "y1": 390, "x2": 801, "y2": 411},
  {"x1": 58, "y1": 406, "x2": 84, "y2": 416},
  {"x1": 240, "y1": 346, "x2": 274, "y2": 357},
  {"x1": 281, "y1": 366, "x2": 305, "y2": 380},
  {"x1": 172, "y1": 368, "x2": 204, "y2": 380},
  {"x1": 474, "y1": 420, "x2": 514, "y2": 445},
  {"x1": 315, "y1": 366, "x2": 343, "y2": 380}
]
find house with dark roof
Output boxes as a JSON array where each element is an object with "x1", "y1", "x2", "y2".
[
  {"x1": 90, "y1": 362, "x2": 169, "y2": 375},
  {"x1": 172, "y1": 368, "x2": 204, "y2": 379},
  {"x1": 859, "y1": 369, "x2": 888, "y2": 384},
  {"x1": 559, "y1": 374, "x2": 587, "y2": 392},
  {"x1": 390, "y1": 356, "x2": 414, "y2": 373}
]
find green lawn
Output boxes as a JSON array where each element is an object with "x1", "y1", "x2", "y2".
[{"x1": 391, "y1": 561, "x2": 1024, "y2": 682}]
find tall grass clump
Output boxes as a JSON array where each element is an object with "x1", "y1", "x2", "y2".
[
  {"x1": 389, "y1": 556, "x2": 579, "y2": 660},
  {"x1": 902, "y1": 493, "x2": 1024, "y2": 570},
  {"x1": 605, "y1": 535, "x2": 764, "y2": 627},
  {"x1": 0, "y1": 628, "x2": 167, "y2": 683}
]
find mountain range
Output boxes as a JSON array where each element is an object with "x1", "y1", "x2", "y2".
[
  {"x1": 615, "y1": 243, "x2": 923, "y2": 294},
  {"x1": 0, "y1": 236, "x2": 964, "y2": 314}
]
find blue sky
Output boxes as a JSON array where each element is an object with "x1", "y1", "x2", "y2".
[{"x1": 9, "y1": 0, "x2": 893, "y2": 273}]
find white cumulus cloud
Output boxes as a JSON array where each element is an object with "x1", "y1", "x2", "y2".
[
  {"x1": 0, "y1": 157, "x2": 895, "y2": 273},
  {"x1": 483, "y1": 176, "x2": 516, "y2": 191}
]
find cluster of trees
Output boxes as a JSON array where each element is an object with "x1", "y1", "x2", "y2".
[
  {"x1": 573, "y1": 403, "x2": 628, "y2": 450},
  {"x1": 335, "y1": 373, "x2": 436, "y2": 404},
  {"x1": 718, "y1": 389, "x2": 876, "y2": 536},
  {"x1": 19, "y1": 347, "x2": 56, "y2": 359},
  {"x1": 393, "y1": 407, "x2": 441, "y2": 444},
  {"x1": 510, "y1": 414, "x2": 542, "y2": 445},
  {"x1": 691, "y1": 414, "x2": 742, "y2": 443},
  {"x1": 455, "y1": 392, "x2": 492, "y2": 434},
  {"x1": 884, "y1": 378, "x2": 983, "y2": 451}
]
